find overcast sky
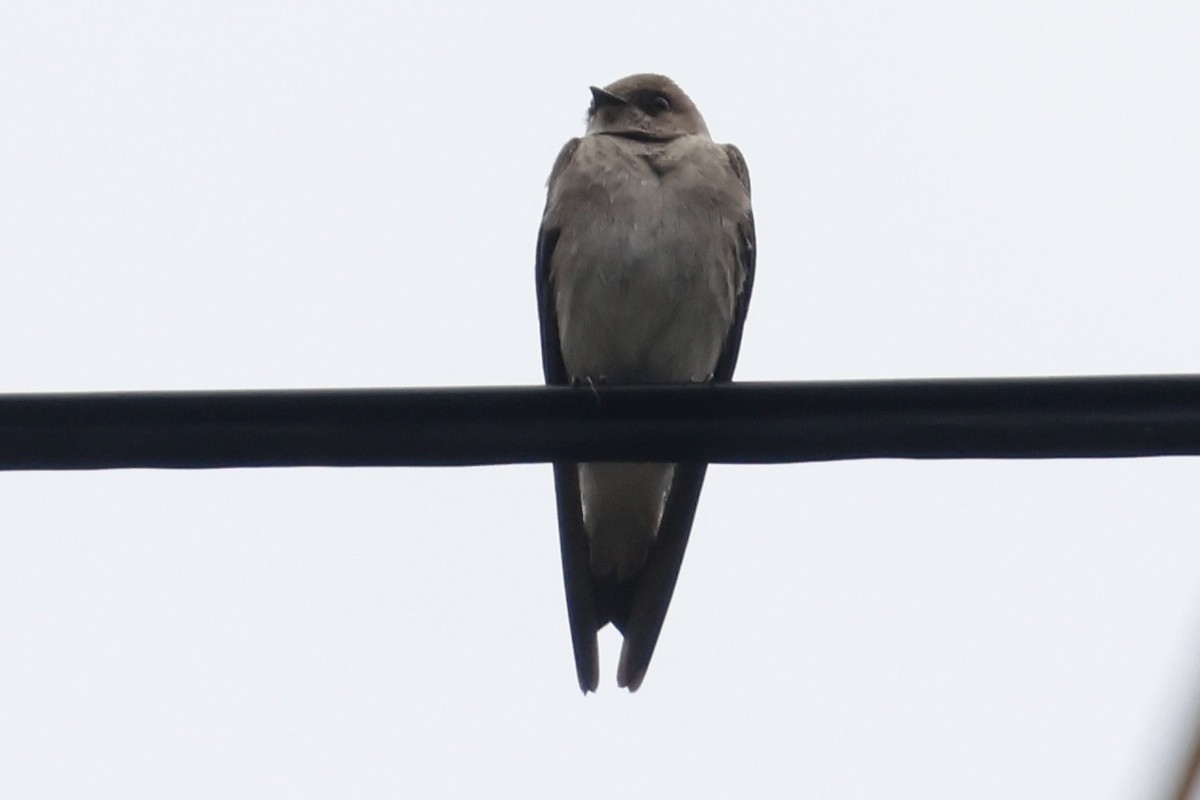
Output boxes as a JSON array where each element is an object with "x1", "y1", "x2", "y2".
[{"x1": 3, "y1": 2, "x2": 1199, "y2": 797}]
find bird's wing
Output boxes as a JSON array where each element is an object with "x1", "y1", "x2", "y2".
[
  {"x1": 616, "y1": 461, "x2": 709, "y2": 691},
  {"x1": 551, "y1": 462, "x2": 600, "y2": 693},
  {"x1": 537, "y1": 138, "x2": 600, "y2": 693},
  {"x1": 617, "y1": 144, "x2": 756, "y2": 691},
  {"x1": 712, "y1": 143, "x2": 756, "y2": 383},
  {"x1": 536, "y1": 138, "x2": 580, "y2": 386}
]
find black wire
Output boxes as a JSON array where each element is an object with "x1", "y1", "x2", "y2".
[{"x1": 1, "y1": 375, "x2": 1199, "y2": 471}]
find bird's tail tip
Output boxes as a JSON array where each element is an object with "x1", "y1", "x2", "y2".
[{"x1": 615, "y1": 640, "x2": 649, "y2": 692}]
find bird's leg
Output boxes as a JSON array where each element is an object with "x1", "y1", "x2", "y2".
[{"x1": 570, "y1": 375, "x2": 607, "y2": 408}]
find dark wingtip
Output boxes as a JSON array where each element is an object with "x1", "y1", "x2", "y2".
[
  {"x1": 616, "y1": 641, "x2": 648, "y2": 692},
  {"x1": 611, "y1": 463, "x2": 710, "y2": 694},
  {"x1": 577, "y1": 646, "x2": 600, "y2": 694},
  {"x1": 553, "y1": 463, "x2": 602, "y2": 695}
]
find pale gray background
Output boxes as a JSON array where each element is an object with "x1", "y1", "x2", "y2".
[{"x1": 3, "y1": 2, "x2": 1199, "y2": 797}]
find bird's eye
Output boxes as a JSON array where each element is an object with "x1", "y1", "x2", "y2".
[{"x1": 652, "y1": 95, "x2": 671, "y2": 113}]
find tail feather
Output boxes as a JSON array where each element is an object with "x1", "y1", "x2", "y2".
[
  {"x1": 616, "y1": 463, "x2": 709, "y2": 692},
  {"x1": 594, "y1": 574, "x2": 637, "y2": 635},
  {"x1": 556, "y1": 461, "x2": 710, "y2": 693}
]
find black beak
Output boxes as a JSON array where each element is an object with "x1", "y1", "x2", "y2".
[{"x1": 589, "y1": 86, "x2": 628, "y2": 109}]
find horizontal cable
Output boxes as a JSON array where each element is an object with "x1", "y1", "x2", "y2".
[{"x1": 1, "y1": 375, "x2": 1199, "y2": 471}]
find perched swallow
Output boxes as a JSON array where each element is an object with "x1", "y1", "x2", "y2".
[{"x1": 536, "y1": 74, "x2": 755, "y2": 692}]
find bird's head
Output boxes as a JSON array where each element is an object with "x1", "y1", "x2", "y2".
[{"x1": 585, "y1": 74, "x2": 710, "y2": 142}]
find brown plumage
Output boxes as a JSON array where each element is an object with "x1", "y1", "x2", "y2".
[{"x1": 536, "y1": 74, "x2": 756, "y2": 692}]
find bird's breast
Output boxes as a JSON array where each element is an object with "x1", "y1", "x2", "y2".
[{"x1": 550, "y1": 153, "x2": 740, "y2": 384}]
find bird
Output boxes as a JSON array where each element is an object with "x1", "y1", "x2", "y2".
[{"x1": 535, "y1": 74, "x2": 756, "y2": 692}]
